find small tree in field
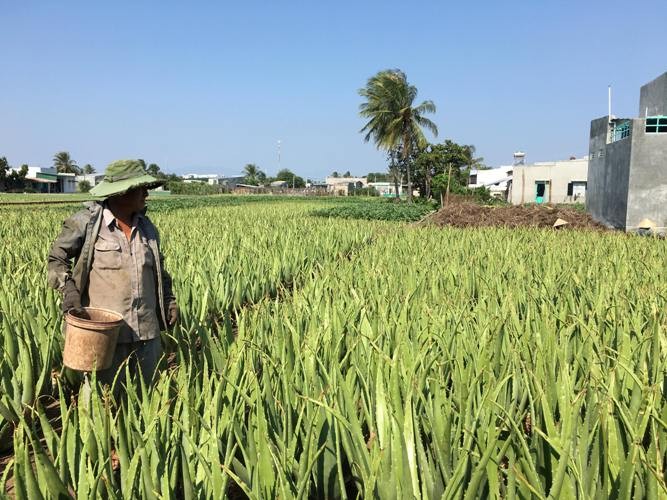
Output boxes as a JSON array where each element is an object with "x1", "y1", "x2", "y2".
[
  {"x1": 78, "y1": 180, "x2": 92, "y2": 193},
  {"x1": 0, "y1": 157, "x2": 9, "y2": 191}
]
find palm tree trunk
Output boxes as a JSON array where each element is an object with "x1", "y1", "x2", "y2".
[
  {"x1": 445, "y1": 163, "x2": 452, "y2": 206},
  {"x1": 403, "y1": 131, "x2": 412, "y2": 203}
]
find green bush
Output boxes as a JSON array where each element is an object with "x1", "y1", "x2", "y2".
[
  {"x1": 349, "y1": 186, "x2": 379, "y2": 197},
  {"x1": 167, "y1": 181, "x2": 227, "y2": 195},
  {"x1": 312, "y1": 201, "x2": 434, "y2": 222},
  {"x1": 78, "y1": 180, "x2": 92, "y2": 193}
]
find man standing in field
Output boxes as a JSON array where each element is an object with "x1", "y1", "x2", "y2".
[{"x1": 48, "y1": 159, "x2": 178, "y2": 391}]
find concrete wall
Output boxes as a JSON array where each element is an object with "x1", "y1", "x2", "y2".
[
  {"x1": 510, "y1": 159, "x2": 588, "y2": 205},
  {"x1": 75, "y1": 174, "x2": 105, "y2": 186},
  {"x1": 639, "y1": 72, "x2": 667, "y2": 117},
  {"x1": 586, "y1": 117, "x2": 611, "y2": 221},
  {"x1": 586, "y1": 116, "x2": 635, "y2": 229},
  {"x1": 626, "y1": 118, "x2": 667, "y2": 231},
  {"x1": 326, "y1": 176, "x2": 367, "y2": 195},
  {"x1": 58, "y1": 174, "x2": 77, "y2": 193}
]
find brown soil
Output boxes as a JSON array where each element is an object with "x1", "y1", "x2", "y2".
[{"x1": 421, "y1": 196, "x2": 608, "y2": 231}]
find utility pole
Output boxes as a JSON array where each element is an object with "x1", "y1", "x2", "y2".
[{"x1": 277, "y1": 140, "x2": 282, "y2": 173}]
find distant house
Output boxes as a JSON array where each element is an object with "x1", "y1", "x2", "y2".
[
  {"x1": 368, "y1": 181, "x2": 403, "y2": 197},
  {"x1": 17, "y1": 166, "x2": 78, "y2": 193},
  {"x1": 219, "y1": 175, "x2": 246, "y2": 188},
  {"x1": 232, "y1": 184, "x2": 265, "y2": 194},
  {"x1": 510, "y1": 158, "x2": 588, "y2": 205},
  {"x1": 183, "y1": 173, "x2": 221, "y2": 185},
  {"x1": 468, "y1": 167, "x2": 513, "y2": 200},
  {"x1": 270, "y1": 180, "x2": 289, "y2": 188},
  {"x1": 22, "y1": 169, "x2": 58, "y2": 193},
  {"x1": 325, "y1": 176, "x2": 367, "y2": 195},
  {"x1": 75, "y1": 173, "x2": 105, "y2": 189}
]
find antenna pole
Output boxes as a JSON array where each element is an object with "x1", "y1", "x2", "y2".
[
  {"x1": 277, "y1": 140, "x2": 282, "y2": 172},
  {"x1": 608, "y1": 85, "x2": 612, "y2": 121}
]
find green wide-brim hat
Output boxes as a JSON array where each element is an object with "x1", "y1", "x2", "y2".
[{"x1": 90, "y1": 159, "x2": 164, "y2": 198}]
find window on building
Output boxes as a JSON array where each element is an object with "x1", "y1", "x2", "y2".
[
  {"x1": 612, "y1": 121, "x2": 631, "y2": 141},
  {"x1": 646, "y1": 116, "x2": 667, "y2": 133},
  {"x1": 469, "y1": 174, "x2": 477, "y2": 185},
  {"x1": 572, "y1": 181, "x2": 587, "y2": 200}
]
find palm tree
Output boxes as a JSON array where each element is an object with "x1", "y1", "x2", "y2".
[
  {"x1": 359, "y1": 69, "x2": 438, "y2": 202},
  {"x1": 243, "y1": 163, "x2": 262, "y2": 185},
  {"x1": 463, "y1": 145, "x2": 485, "y2": 171},
  {"x1": 82, "y1": 164, "x2": 96, "y2": 174},
  {"x1": 53, "y1": 151, "x2": 80, "y2": 174}
]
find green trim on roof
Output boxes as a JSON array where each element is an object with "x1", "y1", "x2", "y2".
[{"x1": 36, "y1": 172, "x2": 58, "y2": 180}]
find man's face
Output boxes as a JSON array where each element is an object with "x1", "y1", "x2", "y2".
[{"x1": 114, "y1": 186, "x2": 149, "y2": 213}]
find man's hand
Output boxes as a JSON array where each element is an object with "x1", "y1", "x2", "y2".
[
  {"x1": 168, "y1": 302, "x2": 179, "y2": 326},
  {"x1": 61, "y1": 280, "x2": 82, "y2": 313}
]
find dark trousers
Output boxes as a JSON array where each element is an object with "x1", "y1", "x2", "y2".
[{"x1": 96, "y1": 338, "x2": 163, "y2": 398}]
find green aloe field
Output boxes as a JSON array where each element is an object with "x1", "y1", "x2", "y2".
[{"x1": 0, "y1": 197, "x2": 665, "y2": 498}]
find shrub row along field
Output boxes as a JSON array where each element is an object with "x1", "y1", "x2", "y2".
[
  {"x1": 0, "y1": 197, "x2": 665, "y2": 498},
  {"x1": 312, "y1": 200, "x2": 435, "y2": 222}
]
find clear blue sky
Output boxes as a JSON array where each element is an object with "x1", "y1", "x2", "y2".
[{"x1": 2, "y1": 0, "x2": 666, "y2": 179}]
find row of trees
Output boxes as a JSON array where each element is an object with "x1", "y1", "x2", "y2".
[
  {"x1": 2, "y1": 151, "x2": 311, "y2": 194},
  {"x1": 0, "y1": 158, "x2": 29, "y2": 192},
  {"x1": 330, "y1": 171, "x2": 353, "y2": 178},
  {"x1": 328, "y1": 143, "x2": 484, "y2": 202},
  {"x1": 392, "y1": 139, "x2": 485, "y2": 201},
  {"x1": 0, "y1": 153, "x2": 168, "y2": 193},
  {"x1": 52, "y1": 152, "x2": 96, "y2": 175},
  {"x1": 52, "y1": 152, "x2": 163, "y2": 178},
  {"x1": 242, "y1": 164, "x2": 307, "y2": 188}
]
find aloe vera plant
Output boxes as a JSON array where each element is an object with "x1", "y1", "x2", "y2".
[{"x1": 0, "y1": 198, "x2": 665, "y2": 498}]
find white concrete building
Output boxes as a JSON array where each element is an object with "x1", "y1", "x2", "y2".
[
  {"x1": 76, "y1": 173, "x2": 105, "y2": 188},
  {"x1": 325, "y1": 176, "x2": 368, "y2": 195},
  {"x1": 510, "y1": 158, "x2": 588, "y2": 205},
  {"x1": 368, "y1": 181, "x2": 403, "y2": 197},
  {"x1": 468, "y1": 167, "x2": 513, "y2": 199},
  {"x1": 17, "y1": 166, "x2": 78, "y2": 193},
  {"x1": 183, "y1": 173, "x2": 220, "y2": 185}
]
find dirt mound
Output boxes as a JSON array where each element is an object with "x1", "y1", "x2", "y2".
[{"x1": 423, "y1": 197, "x2": 607, "y2": 230}]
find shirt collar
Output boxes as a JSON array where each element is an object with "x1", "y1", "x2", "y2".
[
  {"x1": 102, "y1": 204, "x2": 144, "y2": 228},
  {"x1": 102, "y1": 206, "x2": 116, "y2": 228}
]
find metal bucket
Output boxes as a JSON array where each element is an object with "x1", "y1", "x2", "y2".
[{"x1": 63, "y1": 307, "x2": 123, "y2": 371}]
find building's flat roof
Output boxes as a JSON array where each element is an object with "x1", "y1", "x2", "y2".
[
  {"x1": 26, "y1": 177, "x2": 57, "y2": 184},
  {"x1": 530, "y1": 158, "x2": 588, "y2": 166}
]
